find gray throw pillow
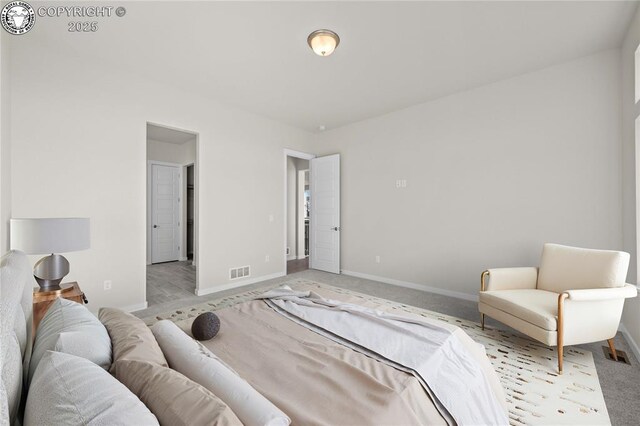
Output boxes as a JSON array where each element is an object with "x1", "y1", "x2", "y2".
[
  {"x1": 29, "y1": 298, "x2": 112, "y2": 383},
  {"x1": 25, "y1": 351, "x2": 158, "y2": 426}
]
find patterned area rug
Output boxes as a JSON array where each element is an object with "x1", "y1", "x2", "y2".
[{"x1": 142, "y1": 278, "x2": 610, "y2": 426}]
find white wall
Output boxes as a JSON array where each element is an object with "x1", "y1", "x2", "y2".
[
  {"x1": 147, "y1": 138, "x2": 196, "y2": 165},
  {"x1": 316, "y1": 49, "x2": 623, "y2": 298},
  {"x1": 621, "y1": 5, "x2": 640, "y2": 357},
  {"x1": 146, "y1": 138, "x2": 197, "y2": 264},
  {"x1": 9, "y1": 43, "x2": 314, "y2": 311},
  {"x1": 0, "y1": 33, "x2": 11, "y2": 255}
]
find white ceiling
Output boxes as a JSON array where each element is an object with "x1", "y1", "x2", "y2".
[
  {"x1": 22, "y1": 1, "x2": 637, "y2": 132},
  {"x1": 147, "y1": 124, "x2": 196, "y2": 145}
]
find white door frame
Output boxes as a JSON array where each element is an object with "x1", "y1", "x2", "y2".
[
  {"x1": 147, "y1": 160, "x2": 183, "y2": 264},
  {"x1": 283, "y1": 149, "x2": 316, "y2": 274}
]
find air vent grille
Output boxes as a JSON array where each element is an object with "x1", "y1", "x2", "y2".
[{"x1": 229, "y1": 265, "x2": 250, "y2": 280}]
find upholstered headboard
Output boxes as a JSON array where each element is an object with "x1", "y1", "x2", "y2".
[{"x1": 1, "y1": 250, "x2": 35, "y2": 425}]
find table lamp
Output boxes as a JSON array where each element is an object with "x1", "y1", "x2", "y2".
[{"x1": 10, "y1": 218, "x2": 90, "y2": 291}]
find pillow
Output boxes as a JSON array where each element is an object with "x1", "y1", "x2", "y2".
[
  {"x1": 25, "y1": 351, "x2": 158, "y2": 426},
  {"x1": 1, "y1": 250, "x2": 35, "y2": 423},
  {"x1": 99, "y1": 308, "x2": 168, "y2": 375},
  {"x1": 29, "y1": 298, "x2": 111, "y2": 383},
  {"x1": 537, "y1": 243, "x2": 630, "y2": 293},
  {"x1": 114, "y1": 359, "x2": 242, "y2": 426},
  {"x1": 152, "y1": 320, "x2": 291, "y2": 426}
]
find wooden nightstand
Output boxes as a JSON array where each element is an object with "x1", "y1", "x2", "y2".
[{"x1": 33, "y1": 282, "x2": 88, "y2": 333}]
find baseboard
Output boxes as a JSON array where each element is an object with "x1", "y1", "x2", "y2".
[
  {"x1": 122, "y1": 301, "x2": 148, "y2": 313},
  {"x1": 196, "y1": 271, "x2": 285, "y2": 296},
  {"x1": 297, "y1": 255, "x2": 307, "y2": 260},
  {"x1": 341, "y1": 270, "x2": 479, "y2": 303},
  {"x1": 179, "y1": 256, "x2": 188, "y2": 261},
  {"x1": 618, "y1": 322, "x2": 640, "y2": 363}
]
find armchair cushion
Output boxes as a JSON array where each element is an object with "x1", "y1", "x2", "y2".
[
  {"x1": 479, "y1": 289, "x2": 558, "y2": 331},
  {"x1": 564, "y1": 284, "x2": 638, "y2": 302},
  {"x1": 537, "y1": 243, "x2": 629, "y2": 293},
  {"x1": 484, "y1": 267, "x2": 538, "y2": 291}
]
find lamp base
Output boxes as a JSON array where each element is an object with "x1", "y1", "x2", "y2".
[{"x1": 33, "y1": 254, "x2": 70, "y2": 291}]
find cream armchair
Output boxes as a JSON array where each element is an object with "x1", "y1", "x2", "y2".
[{"x1": 479, "y1": 243, "x2": 637, "y2": 374}]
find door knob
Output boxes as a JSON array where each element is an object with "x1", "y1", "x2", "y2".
[
  {"x1": 153, "y1": 225, "x2": 158, "y2": 228},
  {"x1": 332, "y1": 227, "x2": 340, "y2": 231}
]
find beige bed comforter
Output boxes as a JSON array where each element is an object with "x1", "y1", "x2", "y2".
[{"x1": 176, "y1": 286, "x2": 507, "y2": 425}]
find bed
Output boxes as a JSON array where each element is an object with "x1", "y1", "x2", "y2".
[{"x1": 1, "y1": 250, "x2": 508, "y2": 425}]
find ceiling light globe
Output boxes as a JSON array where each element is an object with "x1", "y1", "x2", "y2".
[{"x1": 308, "y1": 30, "x2": 340, "y2": 57}]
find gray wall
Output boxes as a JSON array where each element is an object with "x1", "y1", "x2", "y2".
[
  {"x1": 0, "y1": 33, "x2": 11, "y2": 255},
  {"x1": 9, "y1": 43, "x2": 314, "y2": 311},
  {"x1": 316, "y1": 49, "x2": 623, "y2": 298},
  {"x1": 621, "y1": 6, "x2": 640, "y2": 355},
  {"x1": 147, "y1": 138, "x2": 196, "y2": 165}
]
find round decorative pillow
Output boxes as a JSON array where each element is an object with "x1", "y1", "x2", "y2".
[{"x1": 191, "y1": 312, "x2": 221, "y2": 341}]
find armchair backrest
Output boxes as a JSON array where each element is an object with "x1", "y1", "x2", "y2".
[{"x1": 536, "y1": 243, "x2": 629, "y2": 293}]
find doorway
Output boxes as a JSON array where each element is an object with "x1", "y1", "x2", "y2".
[
  {"x1": 286, "y1": 154, "x2": 310, "y2": 274},
  {"x1": 284, "y1": 149, "x2": 341, "y2": 275},
  {"x1": 146, "y1": 123, "x2": 199, "y2": 307}
]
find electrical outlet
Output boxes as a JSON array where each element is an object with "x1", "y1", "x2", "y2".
[
  {"x1": 265, "y1": 255, "x2": 270, "y2": 262},
  {"x1": 375, "y1": 255, "x2": 381, "y2": 263},
  {"x1": 103, "y1": 280, "x2": 112, "y2": 291}
]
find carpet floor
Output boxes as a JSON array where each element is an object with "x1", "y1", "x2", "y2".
[{"x1": 135, "y1": 269, "x2": 640, "y2": 425}]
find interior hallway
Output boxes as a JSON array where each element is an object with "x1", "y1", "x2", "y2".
[{"x1": 146, "y1": 260, "x2": 196, "y2": 306}]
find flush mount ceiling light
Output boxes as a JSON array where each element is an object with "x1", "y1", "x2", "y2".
[{"x1": 307, "y1": 29, "x2": 340, "y2": 56}]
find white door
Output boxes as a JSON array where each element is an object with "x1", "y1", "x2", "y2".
[
  {"x1": 151, "y1": 164, "x2": 180, "y2": 263},
  {"x1": 310, "y1": 154, "x2": 340, "y2": 274}
]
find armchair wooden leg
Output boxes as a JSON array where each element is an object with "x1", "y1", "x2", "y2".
[
  {"x1": 558, "y1": 345, "x2": 563, "y2": 374},
  {"x1": 481, "y1": 313, "x2": 485, "y2": 330},
  {"x1": 557, "y1": 293, "x2": 568, "y2": 375},
  {"x1": 607, "y1": 338, "x2": 618, "y2": 361}
]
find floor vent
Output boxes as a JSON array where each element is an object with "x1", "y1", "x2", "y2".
[
  {"x1": 601, "y1": 346, "x2": 631, "y2": 365},
  {"x1": 229, "y1": 265, "x2": 250, "y2": 280}
]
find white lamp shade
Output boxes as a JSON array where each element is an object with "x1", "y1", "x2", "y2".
[{"x1": 10, "y1": 218, "x2": 90, "y2": 255}]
